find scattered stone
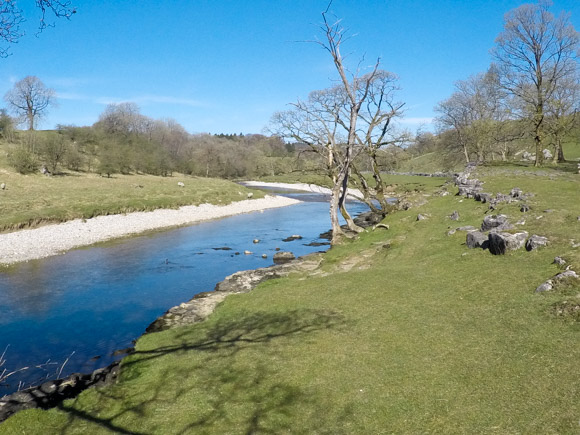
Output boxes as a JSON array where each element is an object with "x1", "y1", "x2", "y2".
[
  {"x1": 543, "y1": 209, "x2": 554, "y2": 213},
  {"x1": 261, "y1": 254, "x2": 267, "y2": 259},
  {"x1": 520, "y1": 204, "x2": 530, "y2": 213},
  {"x1": 275, "y1": 247, "x2": 280, "y2": 251},
  {"x1": 282, "y1": 235, "x2": 302, "y2": 242},
  {"x1": 449, "y1": 211, "x2": 459, "y2": 221},
  {"x1": 542, "y1": 148, "x2": 553, "y2": 160},
  {"x1": 373, "y1": 223, "x2": 390, "y2": 230},
  {"x1": 553, "y1": 257, "x2": 566, "y2": 266},
  {"x1": 247, "y1": 192, "x2": 254, "y2": 198},
  {"x1": 555, "y1": 270, "x2": 579, "y2": 281},
  {"x1": 526, "y1": 235, "x2": 549, "y2": 251},
  {"x1": 447, "y1": 229, "x2": 456, "y2": 236},
  {"x1": 0, "y1": 183, "x2": 5, "y2": 190},
  {"x1": 481, "y1": 214, "x2": 511, "y2": 232},
  {"x1": 273, "y1": 251, "x2": 295, "y2": 264},
  {"x1": 304, "y1": 241, "x2": 330, "y2": 247},
  {"x1": 535, "y1": 280, "x2": 553, "y2": 292},
  {"x1": 488, "y1": 231, "x2": 529, "y2": 255},
  {"x1": 354, "y1": 211, "x2": 384, "y2": 227},
  {"x1": 416, "y1": 214, "x2": 428, "y2": 221},
  {"x1": 466, "y1": 231, "x2": 489, "y2": 249},
  {"x1": 177, "y1": 182, "x2": 185, "y2": 187},
  {"x1": 253, "y1": 239, "x2": 260, "y2": 244},
  {"x1": 515, "y1": 218, "x2": 526, "y2": 226},
  {"x1": 510, "y1": 188, "x2": 523, "y2": 198},
  {"x1": 243, "y1": 250, "x2": 252, "y2": 255}
]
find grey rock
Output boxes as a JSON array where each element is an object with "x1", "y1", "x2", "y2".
[
  {"x1": 466, "y1": 231, "x2": 489, "y2": 249},
  {"x1": 282, "y1": 235, "x2": 302, "y2": 242},
  {"x1": 481, "y1": 214, "x2": 511, "y2": 232},
  {"x1": 417, "y1": 214, "x2": 428, "y2": 221},
  {"x1": 449, "y1": 211, "x2": 459, "y2": 221},
  {"x1": 526, "y1": 235, "x2": 549, "y2": 251},
  {"x1": 510, "y1": 188, "x2": 523, "y2": 198},
  {"x1": 520, "y1": 204, "x2": 530, "y2": 213},
  {"x1": 553, "y1": 256, "x2": 566, "y2": 266},
  {"x1": 535, "y1": 280, "x2": 553, "y2": 292},
  {"x1": 457, "y1": 225, "x2": 477, "y2": 232},
  {"x1": 542, "y1": 148, "x2": 553, "y2": 160},
  {"x1": 488, "y1": 231, "x2": 529, "y2": 255},
  {"x1": 273, "y1": 251, "x2": 295, "y2": 264},
  {"x1": 554, "y1": 270, "x2": 579, "y2": 281},
  {"x1": 447, "y1": 229, "x2": 457, "y2": 236}
]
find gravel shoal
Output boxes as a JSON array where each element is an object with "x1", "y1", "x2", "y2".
[
  {"x1": 0, "y1": 195, "x2": 301, "y2": 266},
  {"x1": 240, "y1": 181, "x2": 364, "y2": 200}
]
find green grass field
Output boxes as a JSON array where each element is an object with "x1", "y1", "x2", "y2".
[
  {"x1": 2, "y1": 164, "x2": 578, "y2": 433},
  {"x1": 0, "y1": 171, "x2": 264, "y2": 233}
]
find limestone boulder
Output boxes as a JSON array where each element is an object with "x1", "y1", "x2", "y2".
[
  {"x1": 466, "y1": 231, "x2": 489, "y2": 249},
  {"x1": 526, "y1": 235, "x2": 549, "y2": 251},
  {"x1": 488, "y1": 231, "x2": 529, "y2": 255}
]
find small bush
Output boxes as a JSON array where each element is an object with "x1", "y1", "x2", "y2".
[{"x1": 8, "y1": 147, "x2": 40, "y2": 174}]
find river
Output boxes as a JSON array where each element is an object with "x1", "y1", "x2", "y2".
[{"x1": 0, "y1": 190, "x2": 367, "y2": 395}]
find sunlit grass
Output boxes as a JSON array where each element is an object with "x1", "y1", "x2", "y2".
[
  {"x1": 0, "y1": 171, "x2": 263, "y2": 232},
  {"x1": 2, "y1": 165, "x2": 579, "y2": 433}
]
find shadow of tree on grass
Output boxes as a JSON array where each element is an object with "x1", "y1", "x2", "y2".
[{"x1": 53, "y1": 309, "x2": 349, "y2": 434}]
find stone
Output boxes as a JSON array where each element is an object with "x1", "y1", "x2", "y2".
[
  {"x1": 282, "y1": 235, "x2": 302, "y2": 242},
  {"x1": 416, "y1": 214, "x2": 428, "y2": 221},
  {"x1": 177, "y1": 181, "x2": 185, "y2": 187},
  {"x1": 474, "y1": 192, "x2": 492, "y2": 203},
  {"x1": 481, "y1": 214, "x2": 511, "y2": 232},
  {"x1": 253, "y1": 239, "x2": 260, "y2": 244},
  {"x1": 535, "y1": 280, "x2": 553, "y2": 292},
  {"x1": 247, "y1": 192, "x2": 254, "y2": 198},
  {"x1": 261, "y1": 254, "x2": 267, "y2": 259},
  {"x1": 520, "y1": 204, "x2": 530, "y2": 213},
  {"x1": 553, "y1": 257, "x2": 566, "y2": 266},
  {"x1": 466, "y1": 231, "x2": 489, "y2": 249},
  {"x1": 273, "y1": 251, "x2": 295, "y2": 264},
  {"x1": 542, "y1": 148, "x2": 553, "y2": 160},
  {"x1": 554, "y1": 270, "x2": 579, "y2": 281},
  {"x1": 510, "y1": 188, "x2": 523, "y2": 198},
  {"x1": 526, "y1": 235, "x2": 549, "y2": 251},
  {"x1": 0, "y1": 183, "x2": 5, "y2": 190},
  {"x1": 449, "y1": 211, "x2": 459, "y2": 221},
  {"x1": 456, "y1": 225, "x2": 477, "y2": 232},
  {"x1": 373, "y1": 223, "x2": 390, "y2": 230},
  {"x1": 243, "y1": 250, "x2": 252, "y2": 255},
  {"x1": 488, "y1": 231, "x2": 529, "y2": 255}
]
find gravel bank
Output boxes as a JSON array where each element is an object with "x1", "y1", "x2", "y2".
[
  {"x1": 240, "y1": 181, "x2": 364, "y2": 200},
  {"x1": 0, "y1": 195, "x2": 300, "y2": 266}
]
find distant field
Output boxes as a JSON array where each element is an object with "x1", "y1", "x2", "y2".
[{"x1": 0, "y1": 171, "x2": 263, "y2": 232}]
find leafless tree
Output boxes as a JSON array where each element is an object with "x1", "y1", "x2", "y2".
[
  {"x1": 0, "y1": 1, "x2": 76, "y2": 57},
  {"x1": 272, "y1": 4, "x2": 405, "y2": 243},
  {"x1": 491, "y1": 0, "x2": 579, "y2": 166},
  {"x1": 4, "y1": 75, "x2": 56, "y2": 130}
]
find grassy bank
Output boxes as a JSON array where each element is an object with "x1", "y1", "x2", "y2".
[
  {"x1": 0, "y1": 171, "x2": 264, "y2": 233},
  {"x1": 2, "y1": 165, "x2": 579, "y2": 433}
]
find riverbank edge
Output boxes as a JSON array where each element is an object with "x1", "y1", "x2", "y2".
[
  {"x1": 0, "y1": 253, "x2": 324, "y2": 422},
  {"x1": 0, "y1": 195, "x2": 301, "y2": 266}
]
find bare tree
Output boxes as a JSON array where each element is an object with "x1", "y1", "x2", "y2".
[
  {"x1": 272, "y1": 4, "x2": 406, "y2": 243},
  {"x1": 492, "y1": 0, "x2": 579, "y2": 166},
  {"x1": 4, "y1": 75, "x2": 56, "y2": 130},
  {"x1": 0, "y1": 1, "x2": 76, "y2": 57}
]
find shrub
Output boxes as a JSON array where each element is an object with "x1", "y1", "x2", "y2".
[{"x1": 8, "y1": 147, "x2": 40, "y2": 174}]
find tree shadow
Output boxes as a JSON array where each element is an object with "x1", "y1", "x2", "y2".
[{"x1": 53, "y1": 309, "x2": 350, "y2": 434}]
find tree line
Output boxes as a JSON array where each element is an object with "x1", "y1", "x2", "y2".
[{"x1": 0, "y1": 101, "x2": 316, "y2": 178}]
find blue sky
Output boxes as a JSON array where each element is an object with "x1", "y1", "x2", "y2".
[{"x1": 1, "y1": 0, "x2": 579, "y2": 135}]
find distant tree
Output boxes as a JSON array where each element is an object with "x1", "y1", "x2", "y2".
[
  {"x1": 4, "y1": 76, "x2": 56, "y2": 130},
  {"x1": 0, "y1": 1, "x2": 76, "y2": 57},
  {"x1": 41, "y1": 134, "x2": 68, "y2": 173},
  {"x1": 95, "y1": 102, "x2": 146, "y2": 135},
  {"x1": 492, "y1": 0, "x2": 579, "y2": 166}
]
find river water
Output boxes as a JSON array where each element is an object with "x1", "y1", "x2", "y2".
[{"x1": 0, "y1": 190, "x2": 367, "y2": 395}]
